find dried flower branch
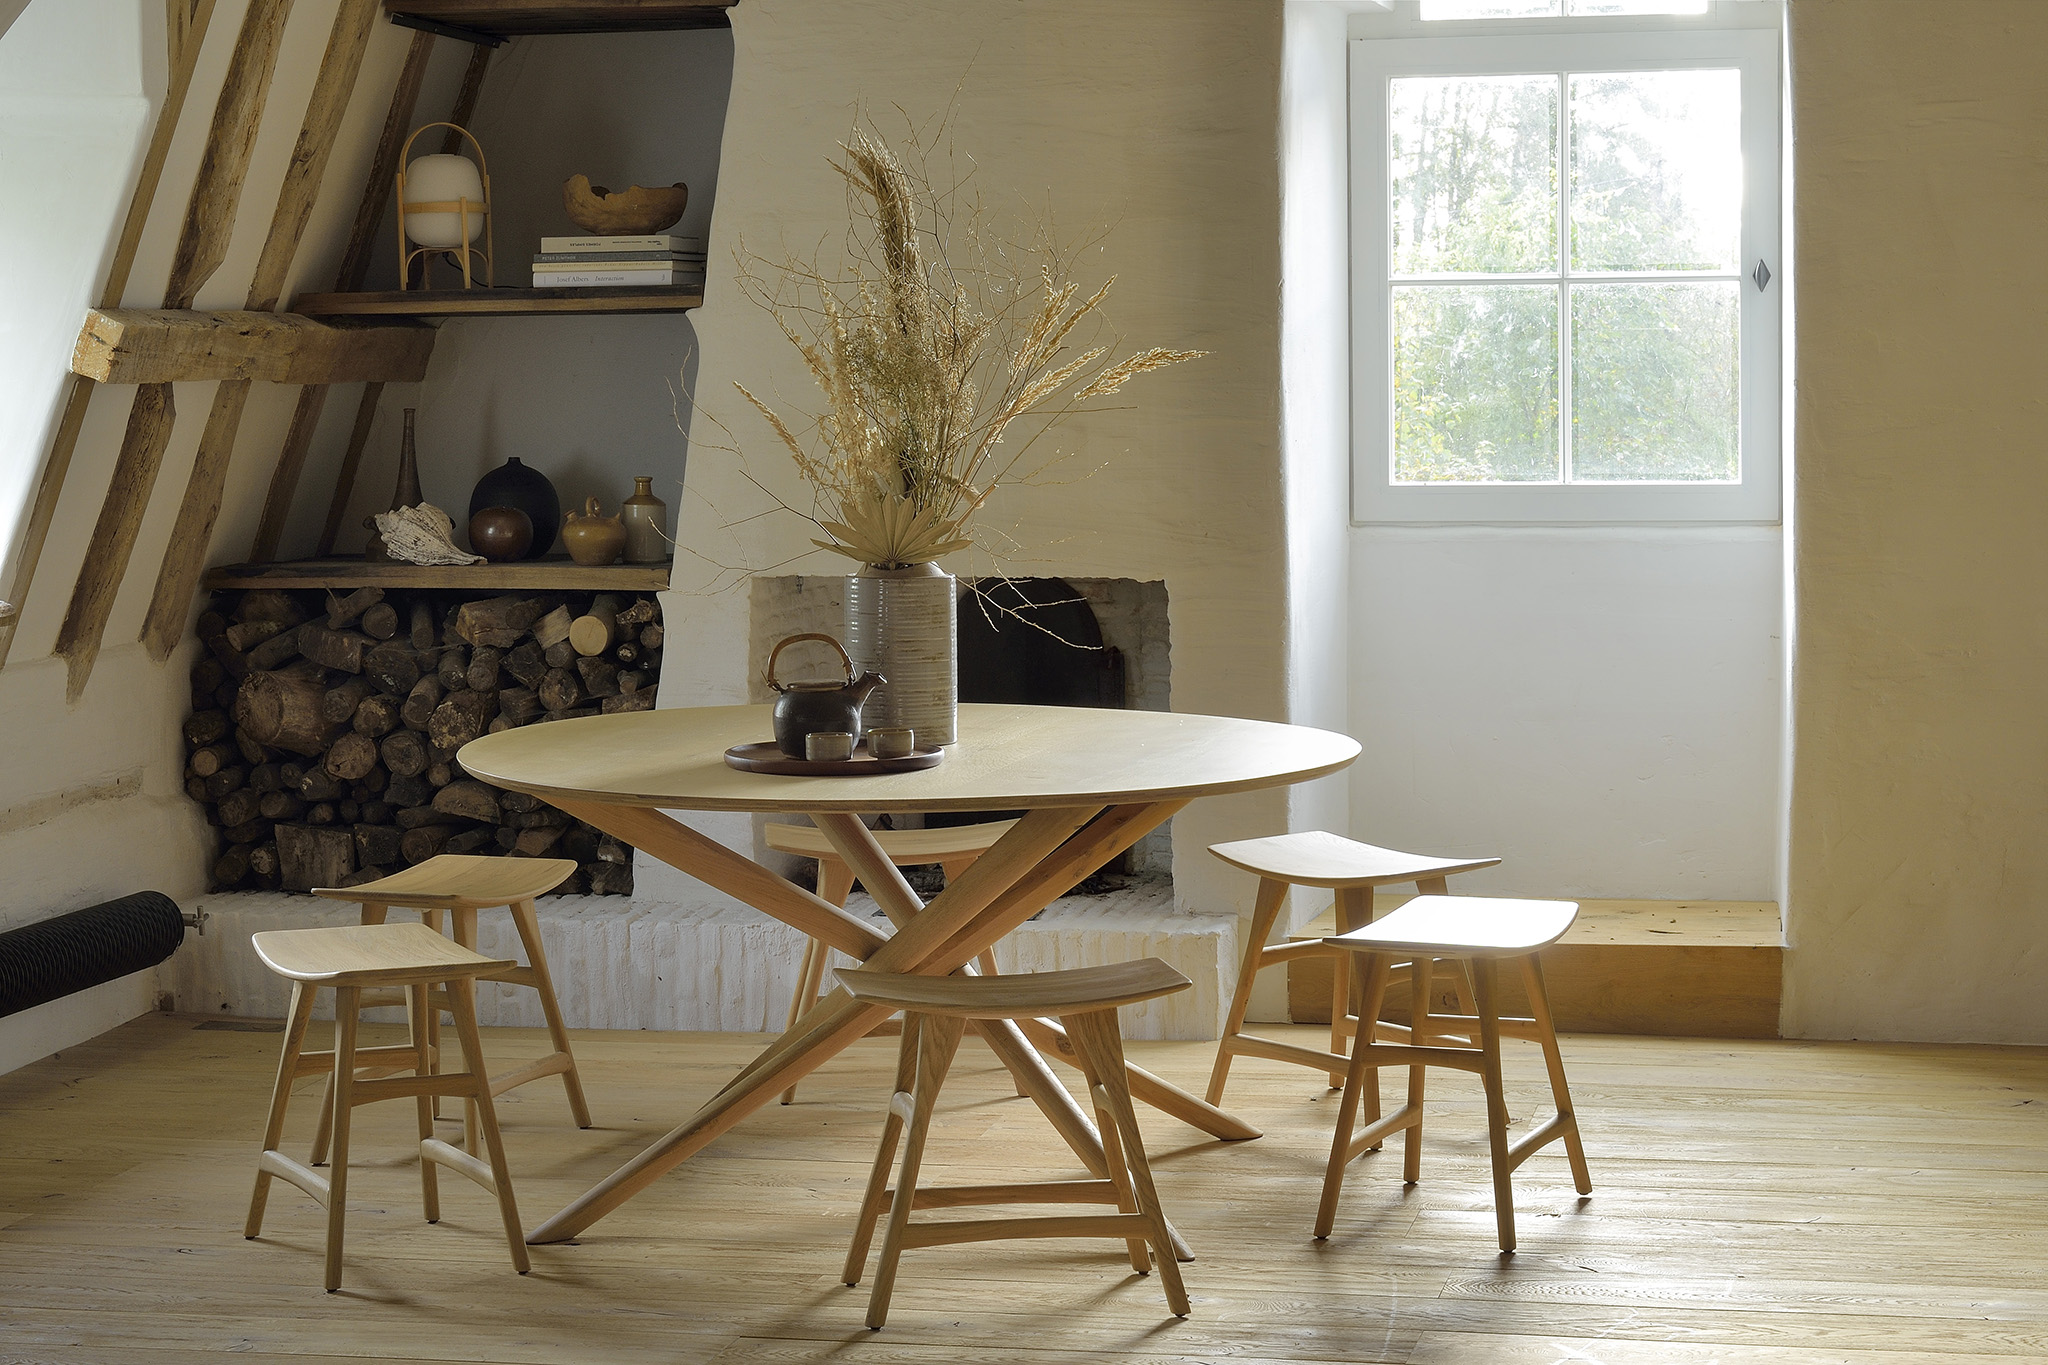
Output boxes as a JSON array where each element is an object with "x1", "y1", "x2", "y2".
[{"x1": 732, "y1": 116, "x2": 1205, "y2": 569}]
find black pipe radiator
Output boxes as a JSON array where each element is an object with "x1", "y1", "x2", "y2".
[{"x1": 0, "y1": 892, "x2": 186, "y2": 1019}]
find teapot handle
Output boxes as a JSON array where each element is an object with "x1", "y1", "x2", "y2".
[{"x1": 765, "y1": 632, "x2": 856, "y2": 693}]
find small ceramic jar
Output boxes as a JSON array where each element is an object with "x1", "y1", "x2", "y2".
[{"x1": 562, "y1": 496, "x2": 626, "y2": 566}]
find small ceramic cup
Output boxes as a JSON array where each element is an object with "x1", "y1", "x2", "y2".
[
  {"x1": 805, "y1": 731, "x2": 855, "y2": 762},
  {"x1": 868, "y1": 727, "x2": 916, "y2": 760}
]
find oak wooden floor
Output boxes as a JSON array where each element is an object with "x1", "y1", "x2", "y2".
[{"x1": 2, "y1": 1014, "x2": 2044, "y2": 1363}]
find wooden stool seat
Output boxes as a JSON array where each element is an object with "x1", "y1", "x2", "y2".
[
  {"x1": 1316, "y1": 896, "x2": 1593, "y2": 1253},
  {"x1": 244, "y1": 923, "x2": 530, "y2": 1291},
  {"x1": 307, "y1": 854, "x2": 590, "y2": 1166},
  {"x1": 1206, "y1": 832, "x2": 1501, "y2": 1105},
  {"x1": 836, "y1": 960, "x2": 1194, "y2": 1329},
  {"x1": 770, "y1": 819, "x2": 1018, "y2": 1103}
]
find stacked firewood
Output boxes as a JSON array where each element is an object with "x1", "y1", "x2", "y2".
[{"x1": 187, "y1": 587, "x2": 664, "y2": 895}]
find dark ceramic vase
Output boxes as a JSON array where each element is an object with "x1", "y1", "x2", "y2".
[{"x1": 469, "y1": 457, "x2": 560, "y2": 558}]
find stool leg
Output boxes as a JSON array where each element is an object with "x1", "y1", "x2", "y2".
[
  {"x1": 1066, "y1": 1009, "x2": 1189, "y2": 1317},
  {"x1": 1520, "y1": 954, "x2": 1592, "y2": 1196},
  {"x1": 247, "y1": 979, "x2": 317, "y2": 1238},
  {"x1": 1315, "y1": 951, "x2": 1392, "y2": 1239},
  {"x1": 309, "y1": 903, "x2": 387, "y2": 1167},
  {"x1": 445, "y1": 975, "x2": 530, "y2": 1274},
  {"x1": 844, "y1": 1015, "x2": 923, "y2": 1285},
  {"x1": 420, "y1": 908, "x2": 447, "y2": 1121},
  {"x1": 324, "y1": 985, "x2": 361, "y2": 1293},
  {"x1": 450, "y1": 907, "x2": 482, "y2": 1143},
  {"x1": 1206, "y1": 876, "x2": 1287, "y2": 1105},
  {"x1": 867, "y1": 1012, "x2": 966, "y2": 1331},
  {"x1": 1403, "y1": 956, "x2": 1433, "y2": 1185},
  {"x1": 1329, "y1": 885, "x2": 1372, "y2": 1084},
  {"x1": 783, "y1": 858, "x2": 857, "y2": 1105},
  {"x1": 1066, "y1": 1014, "x2": 1149, "y2": 1274},
  {"x1": 1415, "y1": 876, "x2": 1481, "y2": 1018},
  {"x1": 1355, "y1": 949, "x2": 1395, "y2": 1143},
  {"x1": 1471, "y1": 957, "x2": 1516, "y2": 1253},
  {"x1": 963, "y1": 948, "x2": 1032, "y2": 1099},
  {"x1": 508, "y1": 897, "x2": 592, "y2": 1128},
  {"x1": 408, "y1": 982, "x2": 441, "y2": 1224},
  {"x1": 779, "y1": 938, "x2": 825, "y2": 1105}
]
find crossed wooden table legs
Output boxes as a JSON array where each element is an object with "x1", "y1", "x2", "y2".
[{"x1": 524, "y1": 798, "x2": 1261, "y2": 1249}]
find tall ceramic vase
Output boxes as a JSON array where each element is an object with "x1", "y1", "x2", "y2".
[{"x1": 845, "y1": 562, "x2": 957, "y2": 748}]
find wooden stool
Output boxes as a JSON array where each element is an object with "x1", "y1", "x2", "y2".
[
  {"x1": 244, "y1": 922, "x2": 529, "y2": 1291},
  {"x1": 1206, "y1": 831, "x2": 1501, "y2": 1104},
  {"x1": 767, "y1": 818, "x2": 1016, "y2": 1104},
  {"x1": 308, "y1": 855, "x2": 590, "y2": 1164},
  {"x1": 1315, "y1": 896, "x2": 1592, "y2": 1253},
  {"x1": 836, "y1": 959, "x2": 1194, "y2": 1329}
]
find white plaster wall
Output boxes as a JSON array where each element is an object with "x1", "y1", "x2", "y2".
[
  {"x1": 652, "y1": 0, "x2": 1297, "y2": 940},
  {"x1": 1350, "y1": 527, "x2": 1783, "y2": 900},
  {"x1": 1782, "y1": 0, "x2": 2048, "y2": 1044}
]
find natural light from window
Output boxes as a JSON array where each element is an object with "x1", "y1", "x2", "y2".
[{"x1": 1421, "y1": 0, "x2": 1710, "y2": 18}]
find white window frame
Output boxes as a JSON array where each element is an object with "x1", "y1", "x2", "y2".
[{"x1": 1350, "y1": 22, "x2": 1781, "y2": 523}]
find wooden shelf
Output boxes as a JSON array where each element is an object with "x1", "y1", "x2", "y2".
[
  {"x1": 385, "y1": 2, "x2": 736, "y2": 37},
  {"x1": 293, "y1": 286, "x2": 703, "y2": 319},
  {"x1": 203, "y1": 556, "x2": 672, "y2": 591}
]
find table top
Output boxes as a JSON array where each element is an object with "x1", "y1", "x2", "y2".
[{"x1": 458, "y1": 703, "x2": 1360, "y2": 813}]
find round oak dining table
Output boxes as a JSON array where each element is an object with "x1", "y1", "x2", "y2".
[{"x1": 459, "y1": 702, "x2": 1360, "y2": 1247}]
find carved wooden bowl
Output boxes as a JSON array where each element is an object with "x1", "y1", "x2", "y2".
[{"x1": 561, "y1": 174, "x2": 688, "y2": 235}]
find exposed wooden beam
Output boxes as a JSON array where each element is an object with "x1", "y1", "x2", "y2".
[
  {"x1": 73, "y1": 309, "x2": 436, "y2": 386},
  {"x1": 164, "y1": 0, "x2": 294, "y2": 308},
  {"x1": 141, "y1": 0, "x2": 384, "y2": 659},
  {"x1": 0, "y1": 0, "x2": 217, "y2": 668},
  {"x1": 246, "y1": 386, "x2": 331, "y2": 565},
  {"x1": 315, "y1": 382, "x2": 383, "y2": 555},
  {"x1": 54, "y1": 0, "x2": 294, "y2": 697},
  {"x1": 52, "y1": 386, "x2": 176, "y2": 699}
]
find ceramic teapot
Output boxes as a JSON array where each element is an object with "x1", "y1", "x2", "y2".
[
  {"x1": 562, "y1": 496, "x2": 626, "y2": 566},
  {"x1": 765, "y1": 633, "x2": 886, "y2": 758}
]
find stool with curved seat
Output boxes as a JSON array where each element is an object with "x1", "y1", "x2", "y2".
[
  {"x1": 245, "y1": 922, "x2": 529, "y2": 1291},
  {"x1": 1315, "y1": 896, "x2": 1592, "y2": 1253},
  {"x1": 1206, "y1": 831, "x2": 1501, "y2": 1105},
  {"x1": 767, "y1": 818, "x2": 1017, "y2": 1103},
  {"x1": 308, "y1": 855, "x2": 590, "y2": 1164},
  {"x1": 836, "y1": 958, "x2": 1194, "y2": 1330}
]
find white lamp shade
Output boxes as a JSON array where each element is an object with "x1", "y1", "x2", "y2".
[{"x1": 402, "y1": 153, "x2": 486, "y2": 249}]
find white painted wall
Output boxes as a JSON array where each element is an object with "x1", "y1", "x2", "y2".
[
  {"x1": 1349, "y1": 526, "x2": 1783, "y2": 899},
  {"x1": 0, "y1": 0, "x2": 154, "y2": 586}
]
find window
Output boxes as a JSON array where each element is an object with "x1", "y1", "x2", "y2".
[{"x1": 1350, "y1": 13, "x2": 1780, "y2": 521}]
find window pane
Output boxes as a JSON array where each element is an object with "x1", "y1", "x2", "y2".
[
  {"x1": 1394, "y1": 285, "x2": 1560, "y2": 483},
  {"x1": 1570, "y1": 69, "x2": 1741, "y2": 272},
  {"x1": 1391, "y1": 75, "x2": 1558, "y2": 274},
  {"x1": 1571, "y1": 281, "x2": 1738, "y2": 481},
  {"x1": 1421, "y1": 0, "x2": 1562, "y2": 17}
]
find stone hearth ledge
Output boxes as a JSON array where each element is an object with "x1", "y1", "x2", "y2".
[{"x1": 163, "y1": 877, "x2": 1232, "y2": 1040}]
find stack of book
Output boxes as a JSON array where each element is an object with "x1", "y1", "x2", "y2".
[{"x1": 531, "y1": 234, "x2": 707, "y2": 290}]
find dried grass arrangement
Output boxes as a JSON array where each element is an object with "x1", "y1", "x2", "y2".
[{"x1": 732, "y1": 120, "x2": 1204, "y2": 570}]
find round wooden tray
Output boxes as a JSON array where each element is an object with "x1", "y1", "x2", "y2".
[{"x1": 723, "y1": 740, "x2": 945, "y2": 776}]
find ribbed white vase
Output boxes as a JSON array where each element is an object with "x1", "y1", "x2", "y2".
[{"x1": 845, "y1": 562, "x2": 957, "y2": 748}]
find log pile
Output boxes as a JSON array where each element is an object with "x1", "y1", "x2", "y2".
[{"x1": 187, "y1": 587, "x2": 664, "y2": 894}]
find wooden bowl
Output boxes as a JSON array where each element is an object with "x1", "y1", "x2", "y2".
[{"x1": 562, "y1": 174, "x2": 688, "y2": 235}]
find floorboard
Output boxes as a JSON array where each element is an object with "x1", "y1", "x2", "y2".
[{"x1": 0, "y1": 1016, "x2": 2042, "y2": 1362}]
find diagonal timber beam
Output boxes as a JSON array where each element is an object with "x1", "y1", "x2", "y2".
[
  {"x1": 0, "y1": 0, "x2": 216, "y2": 669},
  {"x1": 55, "y1": 0, "x2": 292, "y2": 699}
]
